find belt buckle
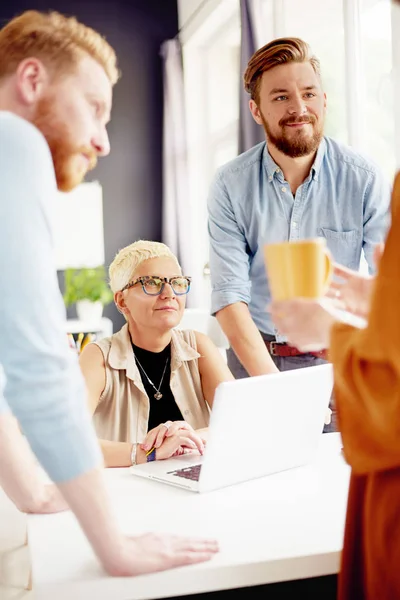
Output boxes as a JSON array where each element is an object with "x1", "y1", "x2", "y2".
[{"x1": 269, "y1": 341, "x2": 278, "y2": 356}]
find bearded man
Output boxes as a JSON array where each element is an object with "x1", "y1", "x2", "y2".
[
  {"x1": 207, "y1": 37, "x2": 390, "y2": 430},
  {"x1": 0, "y1": 10, "x2": 218, "y2": 577}
]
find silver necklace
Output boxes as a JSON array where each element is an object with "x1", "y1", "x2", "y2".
[{"x1": 135, "y1": 355, "x2": 169, "y2": 400}]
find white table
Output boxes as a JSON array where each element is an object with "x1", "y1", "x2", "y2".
[{"x1": 27, "y1": 433, "x2": 350, "y2": 600}]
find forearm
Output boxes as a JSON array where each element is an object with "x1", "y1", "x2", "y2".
[
  {"x1": 362, "y1": 172, "x2": 391, "y2": 275},
  {"x1": 57, "y1": 468, "x2": 125, "y2": 573},
  {"x1": 217, "y1": 303, "x2": 278, "y2": 375},
  {"x1": 0, "y1": 412, "x2": 54, "y2": 513}
]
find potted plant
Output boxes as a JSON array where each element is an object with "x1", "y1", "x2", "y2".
[{"x1": 63, "y1": 266, "x2": 114, "y2": 323}]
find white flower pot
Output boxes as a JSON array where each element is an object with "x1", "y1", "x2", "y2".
[{"x1": 76, "y1": 300, "x2": 103, "y2": 324}]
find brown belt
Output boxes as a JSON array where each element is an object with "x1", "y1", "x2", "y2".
[{"x1": 265, "y1": 340, "x2": 328, "y2": 360}]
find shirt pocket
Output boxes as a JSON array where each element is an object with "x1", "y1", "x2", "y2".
[{"x1": 319, "y1": 228, "x2": 360, "y2": 269}]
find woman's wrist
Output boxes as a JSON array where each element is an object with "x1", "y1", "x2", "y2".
[
  {"x1": 132, "y1": 443, "x2": 157, "y2": 464},
  {"x1": 136, "y1": 445, "x2": 147, "y2": 464}
]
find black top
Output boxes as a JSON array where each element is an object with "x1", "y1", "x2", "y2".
[{"x1": 132, "y1": 341, "x2": 184, "y2": 431}]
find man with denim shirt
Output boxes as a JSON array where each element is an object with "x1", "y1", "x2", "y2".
[{"x1": 208, "y1": 37, "x2": 390, "y2": 428}]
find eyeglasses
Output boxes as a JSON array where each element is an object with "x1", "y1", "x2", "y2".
[{"x1": 121, "y1": 276, "x2": 191, "y2": 296}]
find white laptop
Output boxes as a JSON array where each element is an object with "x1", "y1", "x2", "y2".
[{"x1": 131, "y1": 363, "x2": 333, "y2": 493}]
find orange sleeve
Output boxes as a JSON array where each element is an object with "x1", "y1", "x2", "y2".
[{"x1": 330, "y1": 172, "x2": 400, "y2": 475}]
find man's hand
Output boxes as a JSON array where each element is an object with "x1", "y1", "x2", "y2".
[
  {"x1": 105, "y1": 532, "x2": 219, "y2": 576},
  {"x1": 216, "y1": 303, "x2": 279, "y2": 376}
]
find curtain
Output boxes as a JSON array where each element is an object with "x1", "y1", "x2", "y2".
[
  {"x1": 239, "y1": 0, "x2": 265, "y2": 153},
  {"x1": 160, "y1": 39, "x2": 197, "y2": 306}
]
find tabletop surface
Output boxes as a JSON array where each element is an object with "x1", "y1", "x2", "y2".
[{"x1": 28, "y1": 433, "x2": 350, "y2": 600}]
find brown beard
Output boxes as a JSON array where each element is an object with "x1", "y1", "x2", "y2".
[
  {"x1": 260, "y1": 111, "x2": 323, "y2": 158},
  {"x1": 31, "y1": 95, "x2": 97, "y2": 192}
]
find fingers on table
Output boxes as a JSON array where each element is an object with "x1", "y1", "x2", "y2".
[{"x1": 167, "y1": 536, "x2": 219, "y2": 566}]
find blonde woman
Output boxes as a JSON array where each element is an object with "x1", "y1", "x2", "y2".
[{"x1": 79, "y1": 241, "x2": 234, "y2": 467}]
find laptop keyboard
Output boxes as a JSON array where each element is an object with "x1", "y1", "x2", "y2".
[{"x1": 167, "y1": 464, "x2": 202, "y2": 481}]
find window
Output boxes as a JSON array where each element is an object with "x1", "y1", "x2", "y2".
[
  {"x1": 259, "y1": 0, "x2": 394, "y2": 179},
  {"x1": 182, "y1": 0, "x2": 240, "y2": 307},
  {"x1": 361, "y1": 0, "x2": 395, "y2": 179},
  {"x1": 284, "y1": 0, "x2": 346, "y2": 144}
]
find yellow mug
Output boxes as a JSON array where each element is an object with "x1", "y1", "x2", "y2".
[{"x1": 264, "y1": 238, "x2": 333, "y2": 301}]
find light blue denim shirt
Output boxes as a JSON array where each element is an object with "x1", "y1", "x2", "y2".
[
  {"x1": 208, "y1": 137, "x2": 391, "y2": 338},
  {"x1": 0, "y1": 112, "x2": 102, "y2": 483}
]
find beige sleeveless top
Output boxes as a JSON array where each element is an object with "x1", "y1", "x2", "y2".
[{"x1": 92, "y1": 324, "x2": 210, "y2": 443}]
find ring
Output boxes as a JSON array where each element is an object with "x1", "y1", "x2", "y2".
[{"x1": 162, "y1": 422, "x2": 171, "y2": 430}]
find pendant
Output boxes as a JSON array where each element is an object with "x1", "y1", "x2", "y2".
[{"x1": 154, "y1": 392, "x2": 163, "y2": 400}]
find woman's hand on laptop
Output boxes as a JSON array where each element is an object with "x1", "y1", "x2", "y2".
[
  {"x1": 140, "y1": 421, "x2": 206, "y2": 460},
  {"x1": 151, "y1": 434, "x2": 202, "y2": 461}
]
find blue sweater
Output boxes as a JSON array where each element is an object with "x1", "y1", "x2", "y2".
[{"x1": 0, "y1": 112, "x2": 101, "y2": 482}]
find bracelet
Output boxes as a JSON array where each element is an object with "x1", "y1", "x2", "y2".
[
  {"x1": 146, "y1": 447, "x2": 156, "y2": 462},
  {"x1": 130, "y1": 443, "x2": 138, "y2": 466}
]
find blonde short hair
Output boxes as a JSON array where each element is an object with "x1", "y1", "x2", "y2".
[
  {"x1": 244, "y1": 37, "x2": 320, "y2": 104},
  {"x1": 0, "y1": 10, "x2": 119, "y2": 84},
  {"x1": 109, "y1": 240, "x2": 181, "y2": 293}
]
